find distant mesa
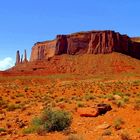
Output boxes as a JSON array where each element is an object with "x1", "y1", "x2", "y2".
[{"x1": 15, "y1": 30, "x2": 140, "y2": 66}]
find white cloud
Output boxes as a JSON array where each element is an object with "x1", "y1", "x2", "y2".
[{"x1": 0, "y1": 57, "x2": 14, "y2": 71}]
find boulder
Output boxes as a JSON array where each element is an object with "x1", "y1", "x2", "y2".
[
  {"x1": 77, "y1": 107, "x2": 98, "y2": 117},
  {"x1": 96, "y1": 103, "x2": 112, "y2": 115},
  {"x1": 77, "y1": 103, "x2": 112, "y2": 117}
]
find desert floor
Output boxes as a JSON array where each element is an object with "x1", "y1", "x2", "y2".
[{"x1": 0, "y1": 73, "x2": 140, "y2": 140}]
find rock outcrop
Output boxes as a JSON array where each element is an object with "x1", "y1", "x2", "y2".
[
  {"x1": 23, "y1": 49, "x2": 28, "y2": 63},
  {"x1": 15, "y1": 49, "x2": 28, "y2": 65},
  {"x1": 30, "y1": 30, "x2": 140, "y2": 61},
  {"x1": 30, "y1": 40, "x2": 56, "y2": 61},
  {"x1": 77, "y1": 103, "x2": 112, "y2": 117},
  {"x1": 15, "y1": 50, "x2": 20, "y2": 65}
]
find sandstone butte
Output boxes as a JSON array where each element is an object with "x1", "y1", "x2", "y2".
[{"x1": 15, "y1": 30, "x2": 140, "y2": 65}]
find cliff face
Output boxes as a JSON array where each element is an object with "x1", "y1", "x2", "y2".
[
  {"x1": 30, "y1": 30, "x2": 140, "y2": 61},
  {"x1": 30, "y1": 40, "x2": 56, "y2": 61}
]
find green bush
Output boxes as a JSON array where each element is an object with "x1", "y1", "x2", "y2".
[
  {"x1": 77, "y1": 102, "x2": 84, "y2": 107},
  {"x1": 7, "y1": 104, "x2": 21, "y2": 111},
  {"x1": 23, "y1": 126, "x2": 37, "y2": 134},
  {"x1": 120, "y1": 131, "x2": 131, "y2": 140},
  {"x1": 42, "y1": 108, "x2": 72, "y2": 132},
  {"x1": 102, "y1": 129, "x2": 112, "y2": 136},
  {"x1": 23, "y1": 108, "x2": 72, "y2": 134},
  {"x1": 0, "y1": 128, "x2": 6, "y2": 132},
  {"x1": 0, "y1": 97, "x2": 8, "y2": 108},
  {"x1": 114, "y1": 100, "x2": 125, "y2": 108},
  {"x1": 104, "y1": 94, "x2": 115, "y2": 100},
  {"x1": 134, "y1": 99, "x2": 140, "y2": 110},
  {"x1": 24, "y1": 86, "x2": 29, "y2": 92},
  {"x1": 136, "y1": 128, "x2": 140, "y2": 133},
  {"x1": 123, "y1": 96, "x2": 129, "y2": 103},
  {"x1": 16, "y1": 93, "x2": 24, "y2": 97},
  {"x1": 32, "y1": 117, "x2": 43, "y2": 126},
  {"x1": 84, "y1": 93, "x2": 95, "y2": 101},
  {"x1": 113, "y1": 91, "x2": 124, "y2": 97},
  {"x1": 114, "y1": 118, "x2": 124, "y2": 130}
]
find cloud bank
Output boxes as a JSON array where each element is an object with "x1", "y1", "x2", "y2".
[{"x1": 0, "y1": 57, "x2": 14, "y2": 71}]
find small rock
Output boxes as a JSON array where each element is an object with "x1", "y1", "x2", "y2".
[
  {"x1": 77, "y1": 107, "x2": 98, "y2": 117},
  {"x1": 96, "y1": 122, "x2": 111, "y2": 130},
  {"x1": 114, "y1": 95, "x2": 122, "y2": 100}
]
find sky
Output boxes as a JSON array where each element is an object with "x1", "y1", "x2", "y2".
[{"x1": 0, "y1": 0, "x2": 140, "y2": 70}]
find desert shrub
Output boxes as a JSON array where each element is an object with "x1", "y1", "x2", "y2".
[
  {"x1": 102, "y1": 129, "x2": 112, "y2": 136},
  {"x1": 56, "y1": 97, "x2": 65, "y2": 102},
  {"x1": 136, "y1": 93, "x2": 140, "y2": 97},
  {"x1": 113, "y1": 92, "x2": 130, "y2": 102},
  {"x1": 136, "y1": 128, "x2": 140, "y2": 133},
  {"x1": 134, "y1": 99, "x2": 140, "y2": 110},
  {"x1": 104, "y1": 94, "x2": 115, "y2": 100},
  {"x1": 71, "y1": 95, "x2": 83, "y2": 101},
  {"x1": 114, "y1": 100, "x2": 124, "y2": 107},
  {"x1": 23, "y1": 126, "x2": 37, "y2": 134},
  {"x1": 123, "y1": 96, "x2": 129, "y2": 103},
  {"x1": 67, "y1": 134, "x2": 84, "y2": 140},
  {"x1": 133, "y1": 80, "x2": 140, "y2": 86},
  {"x1": 25, "y1": 117, "x2": 45, "y2": 135},
  {"x1": 32, "y1": 117, "x2": 43, "y2": 126},
  {"x1": 24, "y1": 86, "x2": 29, "y2": 92},
  {"x1": 16, "y1": 93, "x2": 24, "y2": 97},
  {"x1": 7, "y1": 104, "x2": 21, "y2": 111},
  {"x1": 71, "y1": 96, "x2": 77, "y2": 100},
  {"x1": 46, "y1": 101, "x2": 56, "y2": 108},
  {"x1": 0, "y1": 98, "x2": 7, "y2": 108},
  {"x1": 42, "y1": 108, "x2": 72, "y2": 132},
  {"x1": 23, "y1": 108, "x2": 72, "y2": 134},
  {"x1": 125, "y1": 93, "x2": 131, "y2": 97},
  {"x1": 77, "y1": 102, "x2": 84, "y2": 107},
  {"x1": 84, "y1": 93, "x2": 95, "y2": 101},
  {"x1": 113, "y1": 98, "x2": 129, "y2": 107},
  {"x1": 0, "y1": 128, "x2": 6, "y2": 132},
  {"x1": 114, "y1": 118, "x2": 124, "y2": 130},
  {"x1": 113, "y1": 91, "x2": 124, "y2": 97},
  {"x1": 120, "y1": 131, "x2": 131, "y2": 140}
]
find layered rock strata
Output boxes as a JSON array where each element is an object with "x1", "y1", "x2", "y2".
[{"x1": 29, "y1": 30, "x2": 140, "y2": 61}]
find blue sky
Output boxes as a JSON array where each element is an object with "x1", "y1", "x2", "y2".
[{"x1": 0, "y1": 0, "x2": 140, "y2": 70}]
